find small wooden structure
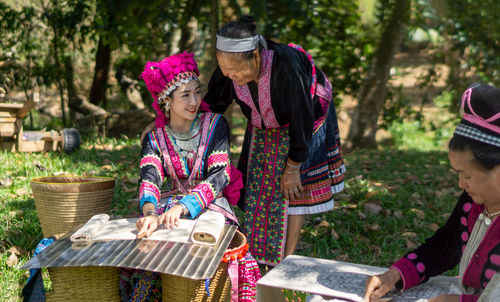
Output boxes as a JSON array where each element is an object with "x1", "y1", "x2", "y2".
[{"x1": 0, "y1": 91, "x2": 79, "y2": 152}]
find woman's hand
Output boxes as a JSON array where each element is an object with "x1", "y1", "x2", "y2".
[
  {"x1": 158, "y1": 204, "x2": 184, "y2": 229},
  {"x1": 140, "y1": 121, "x2": 156, "y2": 142},
  {"x1": 428, "y1": 295, "x2": 460, "y2": 302},
  {"x1": 136, "y1": 215, "x2": 160, "y2": 238},
  {"x1": 280, "y1": 161, "x2": 304, "y2": 200},
  {"x1": 364, "y1": 268, "x2": 401, "y2": 302}
]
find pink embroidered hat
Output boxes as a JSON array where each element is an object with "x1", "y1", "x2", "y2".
[
  {"x1": 141, "y1": 52, "x2": 200, "y2": 127},
  {"x1": 454, "y1": 83, "x2": 500, "y2": 148}
]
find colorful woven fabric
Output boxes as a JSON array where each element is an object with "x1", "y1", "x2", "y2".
[
  {"x1": 22, "y1": 238, "x2": 55, "y2": 302},
  {"x1": 238, "y1": 253, "x2": 261, "y2": 301},
  {"x1": 140, "y1": 154, "x2": 164, "y2": 179},
  {"x1": 242, "y1": 126, "x2": 289, "y2": 265},
  {"x1": 288, "y1": 100, "x2": 346, "y2": 214},
  {"x1": 127, "y1": 269, "x2": 162, "y2": 302},
  {"x1": 392, "y1": 192, "x2": 500, "y2": 301}
]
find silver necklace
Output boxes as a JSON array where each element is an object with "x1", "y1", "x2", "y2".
[
  {"x1": 481, "y1": 208, "x2": 500, "y2": 226},
  {"x1": 166, "y1": 116, "x2": 201, "y2": 159}
]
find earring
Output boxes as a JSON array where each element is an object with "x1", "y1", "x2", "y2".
[{"x1": 164, "y1": 101, "x2": 170, "y2": 112}]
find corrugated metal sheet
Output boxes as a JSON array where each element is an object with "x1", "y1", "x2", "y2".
[{"x1": 22, "y1": 225, "x2": 237, "y2": 280}]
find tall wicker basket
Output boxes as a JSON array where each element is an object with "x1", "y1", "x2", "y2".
[
  {"x1": 161, "y1": 230, "x2": 247, "y2": 302},
  {"x1": 31, "y1": 176, "x2": 118, "y2": 301},
  {"x1": 30, "y1": 175, "x2": 115, "y2": 237},
  {"x1": 46, "y1": 266, "x2": 120, "y2": 302}
]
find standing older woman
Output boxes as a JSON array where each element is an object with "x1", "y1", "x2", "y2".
[
  {"x1": 203, "y1": 16, "x2": 345, "y2": 266},
  {"x1": 364, "y1": 83, "x2": 500, "y2": 302}
]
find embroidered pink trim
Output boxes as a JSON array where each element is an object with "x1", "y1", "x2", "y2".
[
  {"x1": 288, "y1": 43, "x2": 317, "y2": 99},
  {"x1": 156, "y1": 113, "x2": 212, "y2": 193},
  {"x1": 191, "y1": 182, "x2": 216, "y2": 209},
  {"x1": 140, "y1": 155, "x2": 164, "y2": 179},
  {"x1": 139, "y1": 181, "x2": 160, "y2": 202},
  {"x1": 392, "y1": 257, "x2": 420, "y2": 290},
  {"x1": 207, "y1": 152, "x2": 230, "y2": 170},
  {"x1": 233, "y1": 49, "x2": 279, "y2": 129},
  {"x1": 316, "y1": 72, "x2": 332, "y2": 101},
  {"x1": 461, "y1": 87, "x2": 500, "y2": 134},
  {"x1": 257, "y1": 49, "x2": 279, "y2": 128}
]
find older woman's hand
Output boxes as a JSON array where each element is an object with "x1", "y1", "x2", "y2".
[
  {"x1": 364, "y1": 268, "x2": 401, "y2": 302},
  {"x1": 158, "y1": 204, "x2": 184, "y2": 228},
  {"x1": 136, "y1": 215, "x2": 160, "y2": 238},
  {"x1": 280, "y1": 161, "x2": 304, "y2": 201},
  {"x1": 140, "y1": 121, "x2": 156, "y2": 142}
]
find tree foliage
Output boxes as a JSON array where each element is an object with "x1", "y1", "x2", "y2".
[
  {"x1": 444, "y1": 0, "x2": 500, "y2": 87},
  {"x1": 2, "y1": 0, "x2": 500, "y2": 139},
  {"x1": 247, "y1": 0, "x2": 374, "y2": 101}
]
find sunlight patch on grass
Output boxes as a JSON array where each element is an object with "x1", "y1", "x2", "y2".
[{"x1": 388, "y1": 121, "x2": 452, "y2": 151}]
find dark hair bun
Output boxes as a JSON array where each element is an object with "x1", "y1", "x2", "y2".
[
  {"x1": 217, "y1": 15, "x2": 258, "y2": 39},
  {"x1": 240, "y1": 15, "x2": 255, "y2": 24}
]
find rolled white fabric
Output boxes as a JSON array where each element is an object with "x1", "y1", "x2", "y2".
[
  {"x1": 190, "y1": 211, "x2": 225, "y2": 246},
  {"x1": 70, "y1": 214, "x2": 109, "y2": 242}
]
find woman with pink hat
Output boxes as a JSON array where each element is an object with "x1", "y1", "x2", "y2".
[{"x1": 121, "y1": 53, "x2": 259, "y2": 301}]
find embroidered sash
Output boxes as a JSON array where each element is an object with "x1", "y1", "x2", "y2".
[
  {"x1": 156, "y1": 112, "x2": 213, "y2": 193},
  {"x1": 233, "y1": 48, "x2": 278, "y2": 129},
  {"x1": 233, "y1": 44, "x2": 333, "y2": 132}
]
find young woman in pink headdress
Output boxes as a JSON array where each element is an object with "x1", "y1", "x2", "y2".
[
  {"x1": 364, "y1": 84, "x2": 500, "y2": 302},
  {"x1": 121, "y1": 53, "x2": 260, "y2": 301}
]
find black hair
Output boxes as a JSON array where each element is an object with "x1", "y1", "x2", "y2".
[
  {"x1": 449, "y1": 134, "x2": 500, "y2": 170},
  {"x1": 217, "y1": 15, "x2": 261, "y2": 60}
]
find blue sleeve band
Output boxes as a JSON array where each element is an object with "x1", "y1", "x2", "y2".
[
  {"x1": 140, "y1": 194, "x2": 158, "y2": 211},
  {"x1": 179, "y1": 195, "x2": 201, "y2": 219}
]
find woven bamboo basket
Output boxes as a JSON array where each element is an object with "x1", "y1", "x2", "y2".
[
  {"x1": 47, "y1": 266, "x2": 120, "y2": 302},
  {"x1": 161, "y1": 230, "x2": 247, "y2": 302},
  {"x1": 30, "y1": 176, "x2": 115, "y2": 237}
]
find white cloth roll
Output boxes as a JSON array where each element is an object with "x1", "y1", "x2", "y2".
[
  {"x1": 190, "y1": 211, "x2": 225, "y2": 246},
  {"x1": 70, "y1": 214, "x2": 109, "y2": 242}
]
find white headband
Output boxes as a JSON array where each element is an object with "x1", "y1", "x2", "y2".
[{"x1": 216, "y1": 34, "x2": 267, "y2": 52}]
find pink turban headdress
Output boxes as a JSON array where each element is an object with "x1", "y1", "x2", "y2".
[{"x1": 141, "y1": 52, "x2": 200, "y2": 128}]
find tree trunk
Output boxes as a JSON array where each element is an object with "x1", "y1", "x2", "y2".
[
  {"x1": 52, "y1": 27, "x2": 67, "y2": 127},
  {"x1": 89, "y1": 37, "x2": 111, "y2": 108},
  {"x1": 346, "y1": 0, "x2": 410, "y2": 150},
  {"x1": 207, "y1": 0, "x2": 219, "y2": 74},
  {"x1": 178, "y1": 0, "x2": 199, "y2": 52},
  {"x1": 178, "y1": 18, "x2": 197, "y2": 52},
  {"x1": 64, "y1": 56, "x2": 109, "y2": 117}
]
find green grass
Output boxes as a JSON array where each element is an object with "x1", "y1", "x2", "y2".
[
  {"x1": 0, "y1": 122, "x2": 462, "y2": 300},
  {"x1": 0, "y1": 136, "x2": 141, "y2": 301},
  {"x1": 298, "y1": 148, "x2": 459, "y2": 268}
]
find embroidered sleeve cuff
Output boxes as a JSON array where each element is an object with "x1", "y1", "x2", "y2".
[
  {"x1": 392, "y1": 258, "x2": 420, "y2": 290},
  {"x1": 140, "y1": 194, "x2": 158, "y2": 211},
  {"x1": 460, "y1": 294, "x2": 479, "y2": 302},
  {"x1": 178, "y1": 195, "x2": 200, "y2": 219}
]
